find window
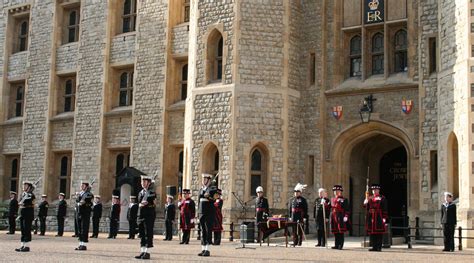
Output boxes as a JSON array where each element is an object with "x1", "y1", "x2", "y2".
[
  {"x1": 181, "y1": 64, "x2": 188, "y2": 100},
  {"x1": 59, "y1": 156, "x2": 71, "y2": 196},
  {"x1": 67, "y1": 9, "x2": 80, "y2": 43},
  {"x1": 429, "y1": 37, "x2": 437, "y2": 74},
  {"x1": 18, "y1": 20, "x2": 28, "y2": 52},
  {"x1": 371, "y1": 33, "x2": 384, "y2": 75},
  {"x1": 430, "y1": 151, "x2": 438, "y2": 189},
  {"x1": 64, "y1": 79, "x2": 76, "y2": 112},
  {"x1": 472, "y1": 45, "x2": 474, "y2": 57},
  {"x1": 119, "y1": 71, "x2": 134, "y2": 106},
  {"x1": 122, "y1": 0, "x2": 137, "y2": 33},
  {"x1": 249, "y1": 146, "x2": 268, "y2": 198},
  {"x1": 207, "y1": 30, "x2": 224, "y2": 83},
  {"x1": 184, "y1": 0, "x2": 190, "y2": 22},
  {"x1": 10, "y1": 158, "x2": 19, "y2": 193},
  {"x1": 305, "y1": 155, "x2": 315, "y2": 186},
  {"x1": 350, "y1": 35, "x2": 362, "y2": 77},
  {"x1": 115, "y1": 152, "x2": 130, "y2": 176},
  {"x1": 10, "y1": 84, "x2": 24, "y2": 118},
  {"x1": 471, "y1": 83, "x2": 474, "y2": 97},
  {"x1": 310, "y1": 53, "x2": 316, "y2": 84},
  {"x1": 216, "y1": 36, "x2": 223, "y2": 81},
  {"x1": 394, "y1": 30, "x2": 408, "y2": 72}
]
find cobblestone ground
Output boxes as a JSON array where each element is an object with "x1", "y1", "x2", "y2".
[{"x1": 1, "y1": 230, "x2": 474, "y2": 262}]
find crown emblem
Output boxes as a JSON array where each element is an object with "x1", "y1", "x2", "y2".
[{"x1": 368, "y1": 0, "x2": 379, "y2": 10}]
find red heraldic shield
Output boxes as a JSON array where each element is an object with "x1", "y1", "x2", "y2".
[
  {"x1": 401, "y1": 99, "x2": 413, "y2": 114},
  {"x1": 332, "y1": 106, "x2": 343, "y2": 120}
]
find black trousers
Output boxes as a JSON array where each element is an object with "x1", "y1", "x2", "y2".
[
  {"x1": 77, "y1": 214, "x2": 90, "y2": 243},
  {"x1": 316, "y1": 222, "x2": 326, "y2": 246},
  {"x1": 182, "y1": 230, "x2": 191, "y2": 243},
  {"x1": 199, "y1": 214, "x2": 214, "y2": 246},
  {"x1": 443, "y1": 224, "x2": 455, "y2": 251},
  {"x1": 20, "y1": 210, "x2": 34, "y2": 243},
  {"x1": 129, "y1": 219, "x2": 137, "y2": 238},
  {"x1": 165, "y1": 220, "x2": 173, "y2": 240},
  {"x1": 109, "y1": 218, "x2": 118, "y2": 237},
  {"x1": 39, "y1": 216, "x2": 46, "y2": 234},
  {"x1": 74, "y1": 213, "x2": 79, "y2": 236},
  {"x1": 57, "y1": 216, "x2": 65, "y2": 236},
  {"x1": 370, "y1": 234, "x2": 383, "y2": 250},
  {"x1": 334, "y1": 233, "x2": 345, "y2": 249},
  {"x1": 213, "y1": 231, "x2": 222, "y2": 245},
  {"x1": 8, "y1": 216, "x2": 16, "y2": 234},
  {"x1": 92, "y1": 217, "x2": 100, "y2": 236},
  {"x1": 138, "y1": 213, "x2": 156, "y2": 248},
  {"x1": 292, "y1": 223, "x2": 303, "y2": 245}
]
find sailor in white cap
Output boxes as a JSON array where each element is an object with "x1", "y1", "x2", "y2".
[
  {"x1": 75, "y1": 180, "x2": 94, "y2": 251},
  {"x1": 164, "y1": 195, "x2": 176, "y2": 241},
  {"x1": 7, "y1": 191, "x2": 18, "y2": 235},
  {"x1": 134, "y1": 175, "x2": 156, "y2": 259},
  {"x1": 90, "y1": 195, "x2": 102, "y2": 238},
  {"x1": 37, "y1": 194, "x2": 49, "y2": 236},
  {"x1": 127, "y1": 195, "x2": 139, "y2": 239},
  {"x1": 56, "y1": 193, "x2": 67, "y2": 237},
  {"x1": 441, "y1": 191, "x2": 456, "y2": 252},
  {"x1": 198, "y1": 173, "x2": 217, "y2": 257},
  {"x1": 108, "y1": 195, "x2": 120, "y2": 239},
  {"x1": 15, "y1": 181, "x2": 36, "y2": 252},
  {"x1": 255, "y1": 186, "x2": 269, "y2": 242}
]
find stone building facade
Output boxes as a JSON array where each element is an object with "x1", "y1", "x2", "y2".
[{"x1": 0, "y1": 0, "x2": 473, "y2": 245}]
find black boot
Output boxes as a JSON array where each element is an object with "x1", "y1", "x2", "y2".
[
  {"x1": 141, "y1": 253, "x2": 150, "y2": 259},
  {"x1": 135, "y1": 252, "x2": 145, "y2": 259}
]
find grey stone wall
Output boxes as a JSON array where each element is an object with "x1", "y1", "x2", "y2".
[
  {"x1": 19, "y1": 0, "x2": 54, "y2": 186},
  {"x1": 171, "y1": 23, "x2": 188, "y2": 55},
  {"x1": 2, "y1": 124, "x2": 22, "y2": 153},
  {"x1": 105, "y1": 115, "x2": 132, "y2": 147},
  {"x1": 7, "y1": 52, "x2": 27, "y2": 80},
  {"x1": 71, "y1": 0, "x2": 108, "y2": 189},
  {"x1": 55, "y1": 42, "x2": 78, "y2": 72},
  {"x1": 131, "y1": 0, "x2": 168, "y2": 203},
  {"x1": 238, "y1": 0, "x2": 283, "y2": 87},
  {"x1": 167, "y1": 111, "x2": 184, "y2": 144},
  {"x1": 196, "y1": 0, "x2": 234, "y2": 86},
  {"x1": 110, "y1": 34, "x2": 136, "y2": 64},
  {"x1": 51, "y1": 120, "x2": 73, "y2": 151}
]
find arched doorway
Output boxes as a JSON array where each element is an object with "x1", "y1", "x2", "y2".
[{"x1": 202, "y1": 143, "x2": 219, "y2": 186}]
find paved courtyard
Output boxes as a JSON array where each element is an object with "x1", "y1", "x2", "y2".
[{"x1": 1, "y1": 230, "x2": 474, "y2": 262}]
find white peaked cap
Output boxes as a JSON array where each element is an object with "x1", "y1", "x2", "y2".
[
  {"x1": 318, "y1": 188, "x2": 326, "y2": 193},
  {"x1": 256, "y1": 186, "x2": 264, "y2": 193},
  {"x1": 444, "y1": 192, "x2": 453, "y2": 197},
  {"x1": 294, "y1": 183, "x2": 307, "y2": 192}
]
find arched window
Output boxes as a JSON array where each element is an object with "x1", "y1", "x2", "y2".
[
  {"x1": 371, "y1": 33, "x2": 384, "y2": 75},
  {"x1": 64, "y1": 79, "x2": 76, "y2": 112},
  {"x1": 350, "y1": 35, "x2": 362, "y2": 77},
  {"x1": 19, "y1": 20, "x2": 28, "y2": 52},
  {"x1": 15, "y1": 85, "x2": 24, "y2": 117},
  {"x1": 119, "y1": 71, "x2": 134, "y2": 106},
  {"x1": 10, "y1": 159, "x2": 19, "y2": 192},
  {"x1": 59, "y1": 156, "x2": 70, "y2": 196},
  {"x1": 122, "y1": 0, "x2": 137, "y2": 33},
  {"x1": 207, "y1": 31, "x2": 224, "y2": 83},
  {"x1": 394, "y1": 30, "x2": 407, "y2": 73},
  {"x1": 250, "y1": 148, "x2": 265, "y2": 197},
  {"x1": 116, "y1": 154, "x2": 125, "y2": 175},
  {"x1": 181, "y1": 64, "x2": 188, "y2": 100},
  {"x1": 67, "y1": 10, "x2": 80, "y2": 43}
]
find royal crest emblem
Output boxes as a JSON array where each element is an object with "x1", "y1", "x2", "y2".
[
  {"x1": 368, "y1": 0, "x2": 379, "y2": 10},
  {"x1": 401, "y1": 99, "x2": 413, "y2": 114},
  {"x1": 332, "y1": 106, "x2": 343, "y2": 120}
]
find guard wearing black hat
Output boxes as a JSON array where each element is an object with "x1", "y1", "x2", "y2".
[
  {"x1": 108, "y1": 195, "x2": 120, "y2": 239},
  {"x1": 179, "y1": 189, "x2": 195, "y2": 244},
  {"x1": 128, "y1": 196, "x2": 139, "y2": 239},
  {"x1": 212, "y1": 189, "x2": 224, "y2": 245},
  {"x1": 135, "y1": 175, "x2": 156, "y2": 260},
  {"x1": 198, "y1": 173, "x2": 217, "y2": 256},
  {"x1": 37, "y1": 194, "x2": 49, "y2": 236},
  {"x1": 289, "y1": 183, "x2": 308, "y2": 246},
  {"x1": 56, "y1": 193, "x2": 67, "y2": 237},
  {"x1": 75, "y1": 181, "x2": 94, "y2": 251},
  {"x1": 15, "y1": 181, "x2": 36, "y2": 252},
  {"x1": 330, "y1": 185, "x2": 350, "y2": 250},
  {"x1": 363, "y1": 184, "x2": 388, "y2": 251},
  {"x1": 7, "y1": 191, "x2": 18, "y2": 235},
  {"x1": 441, "y1": 192, "x2": 456, "y2": 252}
]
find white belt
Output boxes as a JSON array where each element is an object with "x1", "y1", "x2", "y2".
[{"x1": 200, "y1": 198, "x2": 209, "y2": 202}]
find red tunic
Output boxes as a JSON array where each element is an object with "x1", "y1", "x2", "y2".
[
  {"x1": 330, "y1": 196, "x2": 350, "y2": 234},
  {"x1": 213, "y1": 198, "x2": 223, "y2": 232},
  {"x1": 364, "y1": 194, "x2": 388, "y2": 235},
  {"x1": 179, "y1": 198, "x2": 195, "y2": 230}
]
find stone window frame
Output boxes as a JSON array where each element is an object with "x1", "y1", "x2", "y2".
[
  {"x1": 204, "y1": 26, "x2": 227, "y2": 85},
  {"x1": 349, "y1": 34, "x2": 362, "y2": 78},
  {"x1": 9, "y1": 157, "x2": 20, "y2": 193},
  {"x1": 122, "y1": 0, "x2": 137, "y2": 33},
  {"x1": 370, "y1": 32, "x2": 384, "y2": 75},
  {"x1": 8, "y1": 6, "x2": 30, "y2": 54},
  {"x1": 183, "y1": 0, "x2": 190, "y2": 23},
  {"x1": 63, "y1": 77, "x2": 76, "y2": 112},
  {"x1": 201, "y1": 142, "x2": 220, "y2": 185},
  {"x1": 180, "y1": 64, "x2": 188, "y2": 101},
  {"x1": 55, "y1": 74, "x2": 77, "y2": 115},
  {"x1": 58, "y1": 154, "x2": 72, "y2": 197},
  {"x1": 119, "y1": 70, "x2": 134, "y2": 107},
  {"x1": 18, "y1": 19, "x2": 29, "y2": 52},
  {"x1": 115, "y1": 152, "x2": 130, "y2": 176},
  {"x1": 392, "y1": 29, "x2": 408, "y2": 73},
  {"x1": 65, "y1": 6, "x2": 80, "y2": 44},
  {"x1": 9, "y1": 82, "x2": 25, "y2": 119},
  {"x1": 248, "y1": 143, "x2": 269, "y2": 199}
]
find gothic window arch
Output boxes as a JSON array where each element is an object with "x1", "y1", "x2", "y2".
[
  {"x1": 207, "y1": 30, "x2": 224, "y2": 83},
  {"x1": 372, "y1": 32, "x2": 384, "y2": 75},
  {"x1": 14, "y1": 85, "x2": 24, "y2": 117},
  {"x1": 249, "y1": 144, "x2": 268, "y2": 198},
  {"x1": 67, "y1": 10, "x2": 80, "y2": 43},
  {"x1": 181, "y1": 64, "x2": 188, "y2": 100},
  {"x1": 18, "y1": 20, "x2": 28, "y2": 52},
  {"x1": 119, "y1": 71, "x2": 134, "y2": 106},
  {"x1": 10, "y1": 158, "x2": 19, "y2": 192},
  {"x1": 64, "y1": 78, "x2": 76, "y2": 112},
  {"x1": 202, "y1": 143, "x2": 219, "y2": 186},
  {"x1": 394, "y1": 29, "x2": 408, "y2": 73},
  {"x1": 59, "y1": 156, "x2": 71, "y2": 196},
  {"x1": 350, "y1": 35, "x2": 362, "y2": 77}
]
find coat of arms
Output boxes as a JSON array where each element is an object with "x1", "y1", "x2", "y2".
[
  {"x1": 332, "y1": 106, "x2": 343, "y2": 120},
  {"x1": 401, "y1": 99, "x2": 413, "y2": 114}
]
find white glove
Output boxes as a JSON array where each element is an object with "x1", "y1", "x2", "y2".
[
  {"x1": 191, "y1": 219, "x2": 195, "y2": 224},
  {"x1": 320, "y1": 199, "x2": 326, "y2": 205},
  {"x1": 177, "y1": 201, "x2": 182, "y2": 207},
  {"x1": 363, "y1": 199, "x2": 368, "y2": 205},
  {"x1": 382, "y1": 218, "x2": 386, "y2": 224},
  {"x1": 343, "y1": 217, "x2": 348, "y2": 222}
]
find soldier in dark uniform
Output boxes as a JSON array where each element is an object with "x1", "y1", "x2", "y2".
[
  {"x1": 75, "y1": 181, "x2": 94, "y2": 251},
  {"x1": 134, "y1": 175, "x2": 156, "y2": 260},
  {"x1": 441, "y1": 191, "x2": 457, "y2": 252},
  {"x1": 7, "y1": 191, "x2": 18, "y2": 235},
  {"x1": 37, "y1": 194, "x2": 49, "y2": 236},
  {"x1": 314, "y1": 188, "x2": 330, "y2": 247},
  {"x1": 255, "y1": 186, "x2": 269, "y2": 242},
  {"x1": 330, "y1": 185, "x2": 350, "y2": 250},
  {"x1": 90, "y1": 195, "x2": 102, "y2": 238},
  {"x1": 15, "y1": 181, "x2": 36, "y2": 252},
  {"x1": 127, "y1": 196, "x2": 139, "y2": 239},
  {"x1": 108, "y1": 195, "x2": 120, "y2": 239},
  {"x1": 363, "y1": 184, "x2": 388, "y2": 252},
  {"x1": 72, "y1": 192, "x2": 80, "y2": 237},
  {"x1": 212, "y1": 189, "x2": 223, "y2": 245},
  {"x1": 56, "y1": 193, "x2": 67, "y2": 237},
  {"x1": 289, "y1": 183, "x2": 308, "y2": 246},
  {"x1": 198, "y1": 173, "x2": 217, "y2": 257},
  {"x1": 164, "y1": 195, "x2": 176, "y2": 241},
  {"x1": 179, "y1": 189, "x2": 195, "y2": 244}
]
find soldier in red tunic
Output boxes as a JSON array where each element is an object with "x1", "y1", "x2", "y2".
[
  {"x1": 179, "y1": 189, "x2": 195, "y2": 244},
  {"x1": 364, "y1": 184, "x2": 388, "y2": 252},
  {"x1": 330, "y1": 185, "x2": 350, "y2": 250},
  {"x1": 212, "y1": 189, "x2": 224, "y2": 245}
]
